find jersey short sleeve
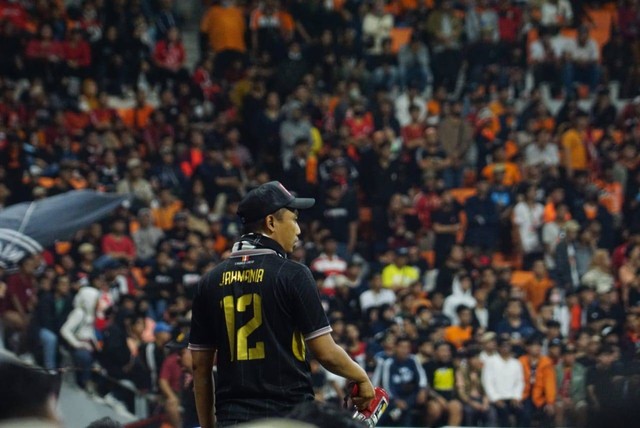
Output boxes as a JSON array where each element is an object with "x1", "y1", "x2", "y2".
[
  {"x1": 188, "y1": 277, "x2": 216, "y2": 351},
  {"x1": 289, "y1": 266, "x2": 331, "y2": 340}
]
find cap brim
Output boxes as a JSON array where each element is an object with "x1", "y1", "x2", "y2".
[
  {"x1": 286, "y1": 197, "x2": 315, "y2": 210},
  {"x1": 165, "y1": 341, "x2": 188, "y2": 350}
]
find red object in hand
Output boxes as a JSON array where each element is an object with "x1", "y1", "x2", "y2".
[{"x1": 349, "y1": 383, "x2": 389, "y2": 427}]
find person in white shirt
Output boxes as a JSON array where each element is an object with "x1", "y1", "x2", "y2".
[
  {"x1": 524, "y1": 128, "x2": 560, "y2": 168},
  {"x1": 482, "y1": 338, "x2": 525, "y2": 427},
  {"x1": 540, "y1": 0, "x2": 573, "y2": 29},
  {"x1": 395, "y1": 84, "x2": 427, "y2": 126},
  {"x1": 310, "y1": 237, "x2": 348, "y2": 294},
  {"x1": 443, "y1": 273, "x2": 477, "y2": 324},
  {"x1": 362, "y1": 0, "x2": 393, "y2": 55},
  {"x1": 563, "y1": 26, "x2": 600, "y2": 92},
  {"x1": 542, "y1": 203, "x2": 569, "y2": 270},
  {"x1": 513, "y1": 185, "x2": 545, "y2": 269},
  {"x1": 359, "y1": 272, "x2": 396, "y2": 314},
  {"x1": 529, "y1": 29, "x2": 571, "y2": 87}
]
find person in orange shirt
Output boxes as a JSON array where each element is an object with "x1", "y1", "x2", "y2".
[
  {"x1": 561, "y1": 113, "x2": 589, "y2": 178},
  {"x1": 200, "y1": 0, "x2": 246, "y2": 73},
  {"x1": 519, "y1": 336, "x2": 557, "y2": 426},
  {"x1": 250, "y1": 0, "x2": 300, "y2": 59},
  {"x1": 152, "y1": 188, "x2": 183, "y2": 231},
  {"x1": 481, "y1": 145, "x2": 521, "y2": 186},
  {"x1": 595, "y1": 165, "x2": 623, "y2": 217},
  {"x1": 522, "y1": 259, "x2": 554, "y2": 316},
  {"x1": 444, "y1": 305, "x2": 474, "y2": 350},
  {"x1": 118, "y1": 89, "x2": 154, "y2": 130}
]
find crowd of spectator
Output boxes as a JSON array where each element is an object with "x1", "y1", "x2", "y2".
[{"x1": 1, "y1": 0, "x2": 640, "y2": 427}]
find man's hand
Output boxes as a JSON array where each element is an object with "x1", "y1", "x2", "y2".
[
  {"x1": 352, "y1": 379, "x2": 375, "y2": 411},
  {"x1": 494, "y1": 400, "x2": 506, "y2": 408}
]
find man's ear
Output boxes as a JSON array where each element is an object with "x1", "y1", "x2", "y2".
[{"x1": 265, "y1": 214, "x2": 276, "y2": 233}]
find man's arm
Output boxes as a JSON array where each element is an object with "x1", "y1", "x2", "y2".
[
  {"x1": 192, "y1": 349, "x2": 216, "y2": 428},
  {"x1": 307, "y1": 333, "x2": 374, "y2": 410}
]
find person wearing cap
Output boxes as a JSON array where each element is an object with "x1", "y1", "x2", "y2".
[
  {"x1": 555, "y1": 343, "x2": 587, "y2": 427},
  {"x1": 518, "y1": 336, "x2": 557, "y2": 426},
  {"x1": 189, "y1": 181, "x2": 374, "y2": 427}
]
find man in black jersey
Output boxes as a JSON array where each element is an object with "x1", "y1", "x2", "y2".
[{"x1": 189, "y1": 181, "x2": 374, "y2": 427}]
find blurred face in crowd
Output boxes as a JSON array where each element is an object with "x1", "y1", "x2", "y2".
[
  {"x1": 419, "y1": 340, "x2": 434, "y2": 358},
  {"x1": 129, "y1": 317, "x2": 145, "y2": 338},
  {"x1": 55, "y1": 276, "x2": 71, "y2": 296},
  {"x1": 435, "y1": 343, "x2": 452, "y2": 362},
  {"x1": 483, "y1": 337, "x2": 497, "y2": 354},
  {"x1": 469, "y1": 354, "x2": 483, "y2": 371},
  {"x1": 527, "y1": 342, "x2": 542, "y2": 359},
  {"x1": 431, "y1": 292, "x2": 445, "y2": 311},
  {"x1": 458, "y1": 308, "x2": 473, "y2": 327},
  {"x1": 382, "y1": 333, "x2": 397, "y2": 352},
  {"x1": 588, "y1": 336, "x2": 601, "y2": 356},
  {"x1": 450, "y1": 245, "x2": 464, "y2": 264},
  {"x1": 506, "y1": 300, "x2": 522, "y2": 318},
  {"x1": 476, "y1": 180, "x2": 490, "y2": 197},
  {"x1": 346, "y1": 324, "x2": 360, "y2": 342},
  {"x1": 563, "y1": 345, "x2": 577, "y2": 365},
  {"x1": 396, "y1": 339, "x2": 412, "y2": 361},
  {"x1": 532, "y1": 260, "x2": 546, "y2": 278},
  {"x1": 597, "y1": 350, "x2": 615, "y2": 367},
  {"x1": 498, "y1": 341, "x2": 512, "y2": 358}
]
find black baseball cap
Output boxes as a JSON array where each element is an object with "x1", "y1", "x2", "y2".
[
  {"x1": 237, "y1": 181, "x2": 315, "y2": 224},
  {"x1": 166, "y1": 330, "x2": 189, "y2": 350}
]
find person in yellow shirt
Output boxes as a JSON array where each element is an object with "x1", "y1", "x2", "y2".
[
  {"x1": 561, "y1": 113, "x2": 589, "y2": 178},
  {"x1": 381, "y1": 248, "x2": 421, "y2": 291}
]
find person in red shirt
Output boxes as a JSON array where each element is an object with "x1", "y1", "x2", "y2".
[
  {"x1": 344, "y1": 101, "x2": 374, "y2": 142},
  {"x1": 0, "y1": 255, "x2": 38, "y2": 352},
  {"x1": 89, "y1": 91, "x2": 117, "y2": 131},
  {"x1": 63, "y1": 28, "x2": 91, "y2": 78},
  {"x1": 101, "y1": 218, "x2": 136, "y2": 263},
  {"x1": 25, "y1": 23, "x2": 65, "y2": 87},
  {"x1": 153, "y1": 26, "x2": 187, "y2": 90},
  {"x1": 159, "y1": 344, "x2": 185, "y2": 428},
  {"x1": 401, "y1": 104, "x2": 427, "y2": 150}
]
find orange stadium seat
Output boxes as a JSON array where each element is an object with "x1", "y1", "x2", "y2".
[{"x1": 391, "y1": 27, "x2": 412, "y2": 53}]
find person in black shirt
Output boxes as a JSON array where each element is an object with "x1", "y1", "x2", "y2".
[
  {"x1": 424, "y1": 342, "x2": 463, "y2": 427},
  {"x1": 189, "y1": 181, "x2": 374, "y2": 427},
  {"x1": 432, "y1": 191, "x2": 462, "y2": 267}
]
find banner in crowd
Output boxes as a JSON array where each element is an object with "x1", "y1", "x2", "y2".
[{"x1": 0, "y1": 190, "x2": 129, "y2": 268}]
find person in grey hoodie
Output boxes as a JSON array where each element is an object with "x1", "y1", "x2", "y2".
[{"x1": 60, "y1": 286, "x2": 100, "y2": 389}]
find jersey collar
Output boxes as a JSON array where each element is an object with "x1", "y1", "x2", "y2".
[{"x1": 234, "y1": 233, "x2": 287, "y2": 258}]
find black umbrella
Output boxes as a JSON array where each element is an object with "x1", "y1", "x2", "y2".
[{"x1": 0, "y1": 190, "x2": 130, "y2": 268}]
